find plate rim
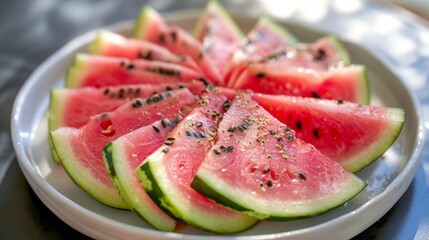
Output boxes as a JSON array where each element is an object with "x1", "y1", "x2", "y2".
[{"x1": 10, "y1": 9, "x2": 426, "y2": 240}]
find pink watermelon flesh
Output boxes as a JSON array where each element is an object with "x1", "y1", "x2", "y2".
[
  {"x1": 50, "y1": 89, "x2": 196, "y2": 208},
  {"x1": 252, "y1": 94, "x2": 404, "y2": 172},
  {"x1": 137, "y1": 91, "x2": 257, "y2": 232},
  {"x1": 193, "y1": 1, "x2": 243, "y2": 77},
  {"x1": 229, "y1": 63, "x2": 369, "y2": 104},
  {"x1": 214, "y1": 87, "x2": 403, "y2": 172},
  {"x1": 192, "y1": 93, "x2": 366, "y2": 219},
  {"x1": 66, "y1": 54, "x2": 205, "y2": 88},
  {"x1": 102, "y1": 119, "x2": 177, "y2": 231},
  {"x1": 88, "y1": 31, "x2": 202, "y2": 73},
  {"x1": 50, "y1": 81, "x2": 205, "y2": 131},
  {"x1": 133, "y1": 7, "x2": 222, "y2": 84},
  {"x1": 223, "y1": 16, "x2": 297, "y2": 86}
]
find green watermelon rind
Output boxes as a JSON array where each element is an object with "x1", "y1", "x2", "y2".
[
  {"x1": 65, "y1": 54, "x2": 88, "y2": 88},
  {"x1": 50, "y1": 128, "x2": 128, "y2": 209},
  {"x1": 343, "y1": 108, "x2": 405, "y2": 172},
  {"x1": 48, "y1": 89, "x2": 68, "y2": 162},
  {"x1": 133, "y1": 6, "x2": 156, "y2": 39},
  {"x1": 102, "y1": 142, "x2": 177, "y2": 232},
  {"x1": 137, "y1": 150, "x2": 259, "y2": 233},
  {"x1": 354, "y1": 65, "x2": 371, "y2": 105},
  {"x1": 192, "y1": 168, "x2": 367, "y2": 220},
  {"x1": 193, "y1": 0, "x2": 244, "y2": 40},
  {"x1": 258, "y1": 16, "x2": 298, "y2": 46},
  {"x1": 87, "y1": 31, "x2": 109, "y2": 55}
]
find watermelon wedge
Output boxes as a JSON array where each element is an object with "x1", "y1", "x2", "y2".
[
  {"x1": 193, "y1": 0, "x2": 243, "y2": 76},
  {"x1": 102, "y1": 119, "x2": 177, "y2": 231},
  {"x1": 133, "y1": 7, "x2": 222, "y2": 84},
  {"x1": 49, "y1": 82, "x2": 205, "y2": 131},
  {"x1": 66, "y1": 54, "x2": 205, "y2": 88},
  {"x1": 88, "y1": 31, "x2": 202, "y2": 72},
  {"x1": 50, "y1": 89, "x2": 196, "y2": 208},
  {"x1": 252, "y1": 94, "x2": 404, "y2": 172},
  {"x1": 223, "y1": 16, "x2": 298, "y2": 85},
  {"x1": 137, "y1": 91, "x2": 257, "y2": 232},
  {"x1": 192, "y1": 93, "x2": 366, "y2": 219},
  {"x1": 229, "y1": 64, "x2": 369, "y2": 104}
]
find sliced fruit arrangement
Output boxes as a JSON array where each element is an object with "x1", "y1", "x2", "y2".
[
  {"x1": 192, "y1": 93, "x2": 366, "y2": 219},
  {"x1": 193, "y1": 0, "x2": 243, "y2": 76},
  {"x1": 137, "y1": 91, "x2": 257, "y2": 232},
  {"x1": 229, "y1": 64, "x2": 369, "y2": 104},
  {"x1": 66, "y1": 54, "x2": 205, "y2": 88},
  {"x1": 134, "y1": 6, "x2": 222, "y2": 84},
  {"x1": 51, "y1": 89, "x2": 196, "y2": 208},
  {"x1": 102, "y1": 118, "x2": 177, "y2": 231},
  {"x1": 48, "y1": 0, "x2": 405, "y2": 234},
  {"x1": 88, "y1": 30, "x2": 202, "y2": 72}
]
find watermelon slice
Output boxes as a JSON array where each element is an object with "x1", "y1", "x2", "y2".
[
  {"x1": 136, "y1": 91, "x2": 258, "y2": 232},
  {"x1": 66, "y1": 54, "x2": 205, "y2": 88},
  {"x1": 50, "y1": 89, "x2": 196, "y2": 208},
  {"x1": 133, "y1": 7, "x2": 222, "y2": 84},
  {"x1": 102, "y1": 119, "x2": 177, "y2": 231},
  {"x1": 252, "y1": 94, "x2": 404, "y2": 172},
  {"x1": 88, "y1": 31, "x2": 201, "y2": 72},
  {"x1": 192, "y1": 93, "x2": 366, "y2": 219},
  {"x1": 229, "y1": 63, "x2": 369, "y2": 104},
  {"x1": 223, "y1": 16, "x2": 298, "y2": 85},
  {"x1": 49, "y1": 82, "x2": 205, "y2": 131},
  {"x1": 193, "y1": 0, "x2": 243, "y2": 76}
]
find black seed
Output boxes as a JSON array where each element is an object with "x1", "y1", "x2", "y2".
[
  {"x1": 214, "y1": 149, "x2": 221, "y2": 155},
  {"x1": 119, "y1": 61, "x2": 126, "y2": 67},
  {"x1": 165, "y1": 140, "x2": 173, "y2": 146},
  {"x1": 263, "y1": 167, "x2": 270, "y2": 174},
  {"x1": 220, "y1": 145, "x2": 226, "y2": 152},
  {"x1": 255, "y1": 72, "x2": 265, "y2": 78},
  {"x1": 198, "y1": 131, "x2": 207, "y2": 138},
  {"x1": 144, "y1": 50, "x2": 152, "y2": 60},
  {"x1": 146, "y1": 97, "x2": 153, "y2": 104},
  {"x1": 226, "y1": 146, "x2": 233, "y2": 152},
  {"x1": 100, "y1": 113, "x2": 108, "y2": 119},
  {"x1": 179, "y1": 85, "x2": 185, "y2": 89},
  {"x1": 134, "y1": 88, "x2": 141, "y2": 97},
  {"x1": 118, "y1": 88, "x2": 125, "y2": 99},
  {"x1": 159, "y1": 34, "x2": 165, "y2": 43},
  {"x1": 152, "y1": 125, "x2": 160, "y2": 133},
  {"x1": 197, "y1": 121, "x2": 203, "y2": 127},
  {"x1": 312, "y1": 91, "x2": 321, "y2": 99},
  {"x1": 287, "y1": 135, "x2": 294, "y2": 142},
  {"x1": 127, "y1": 88, "x2": 134, "y2": 96},
  {"x1": 285, "y1": 126, "x2": 292, "y2": 132},
  {"x1": 132, "y1": 99, "x2": 143, "y2": 108},
  {"x1": 296, "y1": 121, "x2": 302, "y2": 130},
  {"x1": 167, "y1": 137, "x2": 175, "y2": 141},
  {"x1": 227, "y1": 126, "x2": 236, "y2": 133},
  {"x1": 170, "y1": 30, "x2": 177, "y2": 42},
  {"x1": 103, "y1": 88, "x2": 110, "y2": 95},
  {"x1": 127, "y1": 63, "x2": 135, "y2": 70},
  {"x1": 186, "y1": 131, "x2": 192, "y2": 136},
  {"x1": 277, "y1": 136, "x2": 283, "y2": 142},
  {"x1": 162, "y1": 148, "x2": 170, "y2": 153},
  {"x1": 267, "y1": 180, "x2": 273, "y2": 188},
  {"x1": 259, "y1": 183, "x2": 264, "y2": 187},
  {"x1": 269, "y1": 130, "x2": 276, "y2": 135},
  {"x1": 313, "y1": 128, "x2": 319, "y2": 139},
  {"x1": 336, "y1": 99, "x2": 344, "y2": 104},
  {"x1": 165, "y1": 86, "x2": 173, "y2": 91},
  {"x1": 161, "y1": 119, "x2": 167, "y2": 128},
  {"x1": 314, "y1": 49, "x2": 327, "y2": 61},
  {"x1": 199, "y1": 77, "x2": 209, "y2": 86},
  {"x1": 223, "y1": 99, "x2": 231, "y2": 111},
  {"x1": 299, "y1": 173, "x2": 306, "y2": 180},
  {"x1": 237, "y1": 125, "x2": 245, "y2": 132}
]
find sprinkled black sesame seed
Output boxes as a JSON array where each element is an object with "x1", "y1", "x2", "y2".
[
  {"x1": 263, "y1": 167, "x2": 270, "y2": 174},
  {"x1": 167, "y1": 137, "x2": 175, "y2": 141},
  {"x1": 296, "y1": 121, "x2": 302, "y2": 130},
  {"x1": 162, "y1": 148, "x2": 169, "y2": 153},
  {"x1": 161, "y1": 119, "x2": 167, "y2": 128},
  {"x1": 197, "y1": 121, "x2": 203, "y2": 127},
  {"x1": 267, "y1": 180, "x2": 273, "y2": 188},
  {"x1": 256, "y1": 72, "x2": 265, "y2": 78},
  {"x1": 103, "y1": 88, "x2": 110, "y2": 95},
  {"x1": 214, "y1": 149, "x2": 221, "y2": 155},
  {"x1": 186, "y1": 131, "x2": 191, "y2": 136},
  {"x1": 226, "y1": 146, "x2": 233, "y2": 152},
  {"x1": 269, "y1": 130, "x2": 276, "y2": 135},
  {"x1": 299, "y1": 173, "x2": 306, "y2": 180},
  {"x1": 227, "y1": 126, "x2": 236, "y2": 133},
  {"x1": 165, "y1": 140, "x2": 173, "y2": 146}
]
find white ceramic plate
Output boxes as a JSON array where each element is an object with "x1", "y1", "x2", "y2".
[{"x1": 11, "y1": 10, "x2": 424, "y2": 240}]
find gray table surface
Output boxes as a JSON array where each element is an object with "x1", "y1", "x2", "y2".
[{"x1": 1, "y1": 0, "x2": 428, "y2": 239}]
